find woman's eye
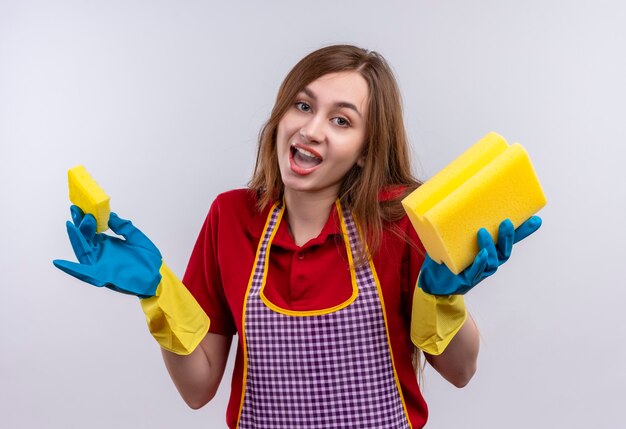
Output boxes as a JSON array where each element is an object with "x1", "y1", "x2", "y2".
[
  {"x1": 333, "y1": 117, "x2": 350, "y2": 127},
  {"x1": 296, "y1": 102, "x2": 311, "y2": 112}
]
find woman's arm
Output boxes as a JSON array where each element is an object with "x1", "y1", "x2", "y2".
[
  {"x1": 423, "y1": 315, "x2": 479, "y2": 388},
  {"x1": 161, "y1": 332, "x2": 233, "y2": 409}
]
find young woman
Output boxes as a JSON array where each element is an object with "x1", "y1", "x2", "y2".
[{"x1": 54, "y1": 45, "x2": 541, "y2": 428}]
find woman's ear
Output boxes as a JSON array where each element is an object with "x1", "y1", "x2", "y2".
[{"x1": 357, "y1": 154, "x2": 366, "y2": 167}]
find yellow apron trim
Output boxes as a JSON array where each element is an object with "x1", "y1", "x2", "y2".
[
  {"x1": 236, "y1": 201, "x2": 282, "y2": 428},
  {"x1": 352, "y1": 216, "x2": 414, "y2": 429},
  {"x1": 259, "y1": 200, "x2": 358, "y2": 317}
]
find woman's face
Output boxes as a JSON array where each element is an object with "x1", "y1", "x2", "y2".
[{"x1": 276, "y1": 71, "x2": 369, "y2": 199}]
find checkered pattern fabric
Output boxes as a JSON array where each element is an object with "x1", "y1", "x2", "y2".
[{"x1": 238, "y1": 202, "x2": 410, "y2": 428}]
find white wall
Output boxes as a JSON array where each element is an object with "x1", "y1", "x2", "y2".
[{"x1": 1, "y1": 1, "x2": 624, "y2": 428}]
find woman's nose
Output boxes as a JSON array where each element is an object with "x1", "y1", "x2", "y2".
[{"x1": 299, "y1": 114, "x2": 326, "y2": 143}]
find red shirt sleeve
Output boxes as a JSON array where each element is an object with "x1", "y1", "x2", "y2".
[
  {"x1": 399, "y1": 216, "x2": 426, "y2": 321},
  {"x1": 379, "y1": 185, "x2": 426, "y2": 320},
  {"x1": 183, "y1": 199, "x2": 237, "y2": 336}
]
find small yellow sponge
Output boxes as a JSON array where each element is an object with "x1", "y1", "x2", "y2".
[
  {"x1": 68, "y1": 165, "x2": 111, "y2": 233},
  {"x1": 402, "y1": 132, "x2": 547, "y2": 274}
]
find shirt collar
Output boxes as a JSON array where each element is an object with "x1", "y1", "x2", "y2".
[
  {"x1": 246, "y1": 201, "x2": 342, "y2": 250},
  {"x1": 246, "y1": 185, "x2": 409, "y2": 248}
]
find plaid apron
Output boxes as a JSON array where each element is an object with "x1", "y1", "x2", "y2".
[{"x1": 237, "y1": 201, "x2": 411, "y2": 428}]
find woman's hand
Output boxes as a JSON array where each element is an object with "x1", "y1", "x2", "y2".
[
  {"x1": 54, "y1": 205, "x2": 210, "y2": 356},
  {"x1": 53, "y1": 205, "x2": 163, "y2": 297},
  {"x1": 418, "y1": 216, "x2": 542, "y2": 296}
]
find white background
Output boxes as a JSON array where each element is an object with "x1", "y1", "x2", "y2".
[{"x1": 1, "y1": 1, "x2": 625, "y2": 428}]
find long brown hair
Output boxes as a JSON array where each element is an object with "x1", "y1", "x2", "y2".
[{"x1": 249, "y1": 44, "x2": 421, "y2": 260}]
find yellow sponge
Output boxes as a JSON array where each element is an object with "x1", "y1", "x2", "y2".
[
  {"x1": 68, "y1": 165, "x2": 111, "y2": 233},
  {"x1": 402, "y1": 132, "x2": 547, "y2": 274}
]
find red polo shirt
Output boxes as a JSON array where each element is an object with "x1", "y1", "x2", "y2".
[{"x1": 183, "y1": 188, "x2": 428, "y2": 428}]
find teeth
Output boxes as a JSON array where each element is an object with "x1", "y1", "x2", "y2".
[{"x1": 294, "y1": 146, "x2": 319, "y2": 160}]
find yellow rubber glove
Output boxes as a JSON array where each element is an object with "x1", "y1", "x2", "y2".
[
  {"x1": 140, "y1": 262, "x2": 210, "y2": 355},
  {"x1": 55, "y1": 205, "x2": 209, "y2": 356},
  {"x1": 411, "y1": 218, "x2": 542, "y2": 355},
  {"x1": 410, "y1": 285, "x2": 466, "y2": 356},
  {"x1": 55, "y1": 167, "x2": 210, "y2": 356}
]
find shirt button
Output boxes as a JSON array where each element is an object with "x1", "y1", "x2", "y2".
[{"x1": 297, "y1": 253, "x2": 305, "y2": 260}]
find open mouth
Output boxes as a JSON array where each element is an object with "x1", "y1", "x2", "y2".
[{"x1": 290, "y1": 144, "x2": 323, "y2": 169}]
